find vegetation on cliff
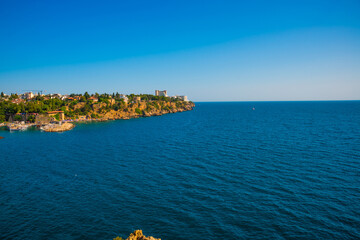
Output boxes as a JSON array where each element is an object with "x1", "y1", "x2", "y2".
[{"x1": 0, "y1": 92, "x2": 194, "y2": 122}]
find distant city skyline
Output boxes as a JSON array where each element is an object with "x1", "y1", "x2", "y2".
[{"x1": 1, "y1": 0, "x2": 359, "y2": 101}]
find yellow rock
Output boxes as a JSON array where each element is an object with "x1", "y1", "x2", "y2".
[{"x1": 114, "y1": 230, "x2": 161, "y2": 240}]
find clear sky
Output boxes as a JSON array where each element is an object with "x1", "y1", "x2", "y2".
[{"x1": 0, "y1": 0, "x2": 360, "y2": 101}]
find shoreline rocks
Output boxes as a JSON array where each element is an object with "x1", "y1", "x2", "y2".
[
  {"x1": 42, "y1": 122, "x2": 75, "y2": 132},
  {"x1": 114, "y1": 230, "x2": 160, "y2": 240},
  {"x1": 2, "y1": 101, "x2": 195, "y2": 133}
]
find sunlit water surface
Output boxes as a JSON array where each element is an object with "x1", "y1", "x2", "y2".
[{"x1": 1, "y1": 101, "x2": 360, "y2": 239}]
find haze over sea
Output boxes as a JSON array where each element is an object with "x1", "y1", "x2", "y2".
[{"x1": 1, "y1": 101, "x2": 360, "y2": 239}]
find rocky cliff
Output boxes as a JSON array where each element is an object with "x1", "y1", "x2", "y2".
[{"x1": 97, "y1": 100, "x2": 195, "y2": 121}]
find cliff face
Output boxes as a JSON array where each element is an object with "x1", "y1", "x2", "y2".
[
  {"x1": 114, "y1": 230, "x2": 160, "y2": 240},
  {"x1": 98, "y1": 101, "x2": 195, "y2": 121}
]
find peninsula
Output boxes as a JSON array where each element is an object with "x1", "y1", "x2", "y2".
[{"x1": 0, "y1": 90, "x2": 194, "y2": 132}]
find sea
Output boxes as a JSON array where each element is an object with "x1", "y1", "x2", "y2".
[{"x1": 1, "y1": 101, "x2": 360, "y2": 239}]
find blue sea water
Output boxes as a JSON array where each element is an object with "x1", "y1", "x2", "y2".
[{"x1": 1, "y1": 101, "x2": 360, "y2": 239}]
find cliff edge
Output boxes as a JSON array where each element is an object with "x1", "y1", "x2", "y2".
[{"x1": 99, "y1": 101, "x2": 195, "y2": 121}]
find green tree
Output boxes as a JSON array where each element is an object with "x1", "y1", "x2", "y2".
[
  {"x1": 91, "y1": 113, "x2": 98, "y2": 119},
  {"x1": 35, "y1": 95, "x2": 44, "y2": 101},
  {"x1": 27, "y1": 115, "x2": 36, "y2": 123},
  {"x1": 14, "y1": 115, "x2": 22, "y2": 121},
  {"x1": 54, "y1": 113, "x2": 60, "y2": 121},
  {"x1": 84, "y1": 92, "x2": 90, "y2": 99},
  {"x1": 135, "y1": 108, "x2": 142, "y2": 115},
  {"x1": 9, "y1": 93, "x2": 19, "y2": 100}
]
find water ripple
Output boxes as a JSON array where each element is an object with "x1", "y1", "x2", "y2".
[{"x1": 1, "y1": 101, "x2": 360, "y2": 239}]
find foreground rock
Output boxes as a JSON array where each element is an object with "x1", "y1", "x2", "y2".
[
  {"x1": 114, "y1": 230, "x2": 160, "y2": 240},
  {"x1": 42, "y1": 122, "x2": 75, "y2": 132}
]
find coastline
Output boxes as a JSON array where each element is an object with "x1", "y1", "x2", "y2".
[
  {"x1": 1, "y1": 92, "x2": 194, "y2": 133},
  {"x1": 1, "y1": 103, "x2": 195, "y2": 133}
]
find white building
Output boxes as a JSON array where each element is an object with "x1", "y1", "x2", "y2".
[
  {"x1": 22, "y1": 92, "x2": 34, "y2": 100},
  {"x1": 173, "y1": 95, "x2": 188, "y2": 101},
  {"x1": 119, "y1": 94, "x2": 128, "y2": 103},
  {"x1": 51, "y1": 93, "x2": 62, "y2": 99},
  {"x1": 61, "y1": 95, "x2": 70, "y2": 100},
  {"x1": 155, "y1": 90, "x2": 168, "y2": 97},
  {"x1": 178, "y1": 96, "x2": 188, "y2": 101}
]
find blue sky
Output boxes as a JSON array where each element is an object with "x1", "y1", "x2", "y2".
[{"x1": 0, "y1": 0, "x2": 359, "y2": 101}]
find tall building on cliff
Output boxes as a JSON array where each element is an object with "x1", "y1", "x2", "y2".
[{"x1": 155, "y1": 90, "x2": 168, "y2": 97}]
